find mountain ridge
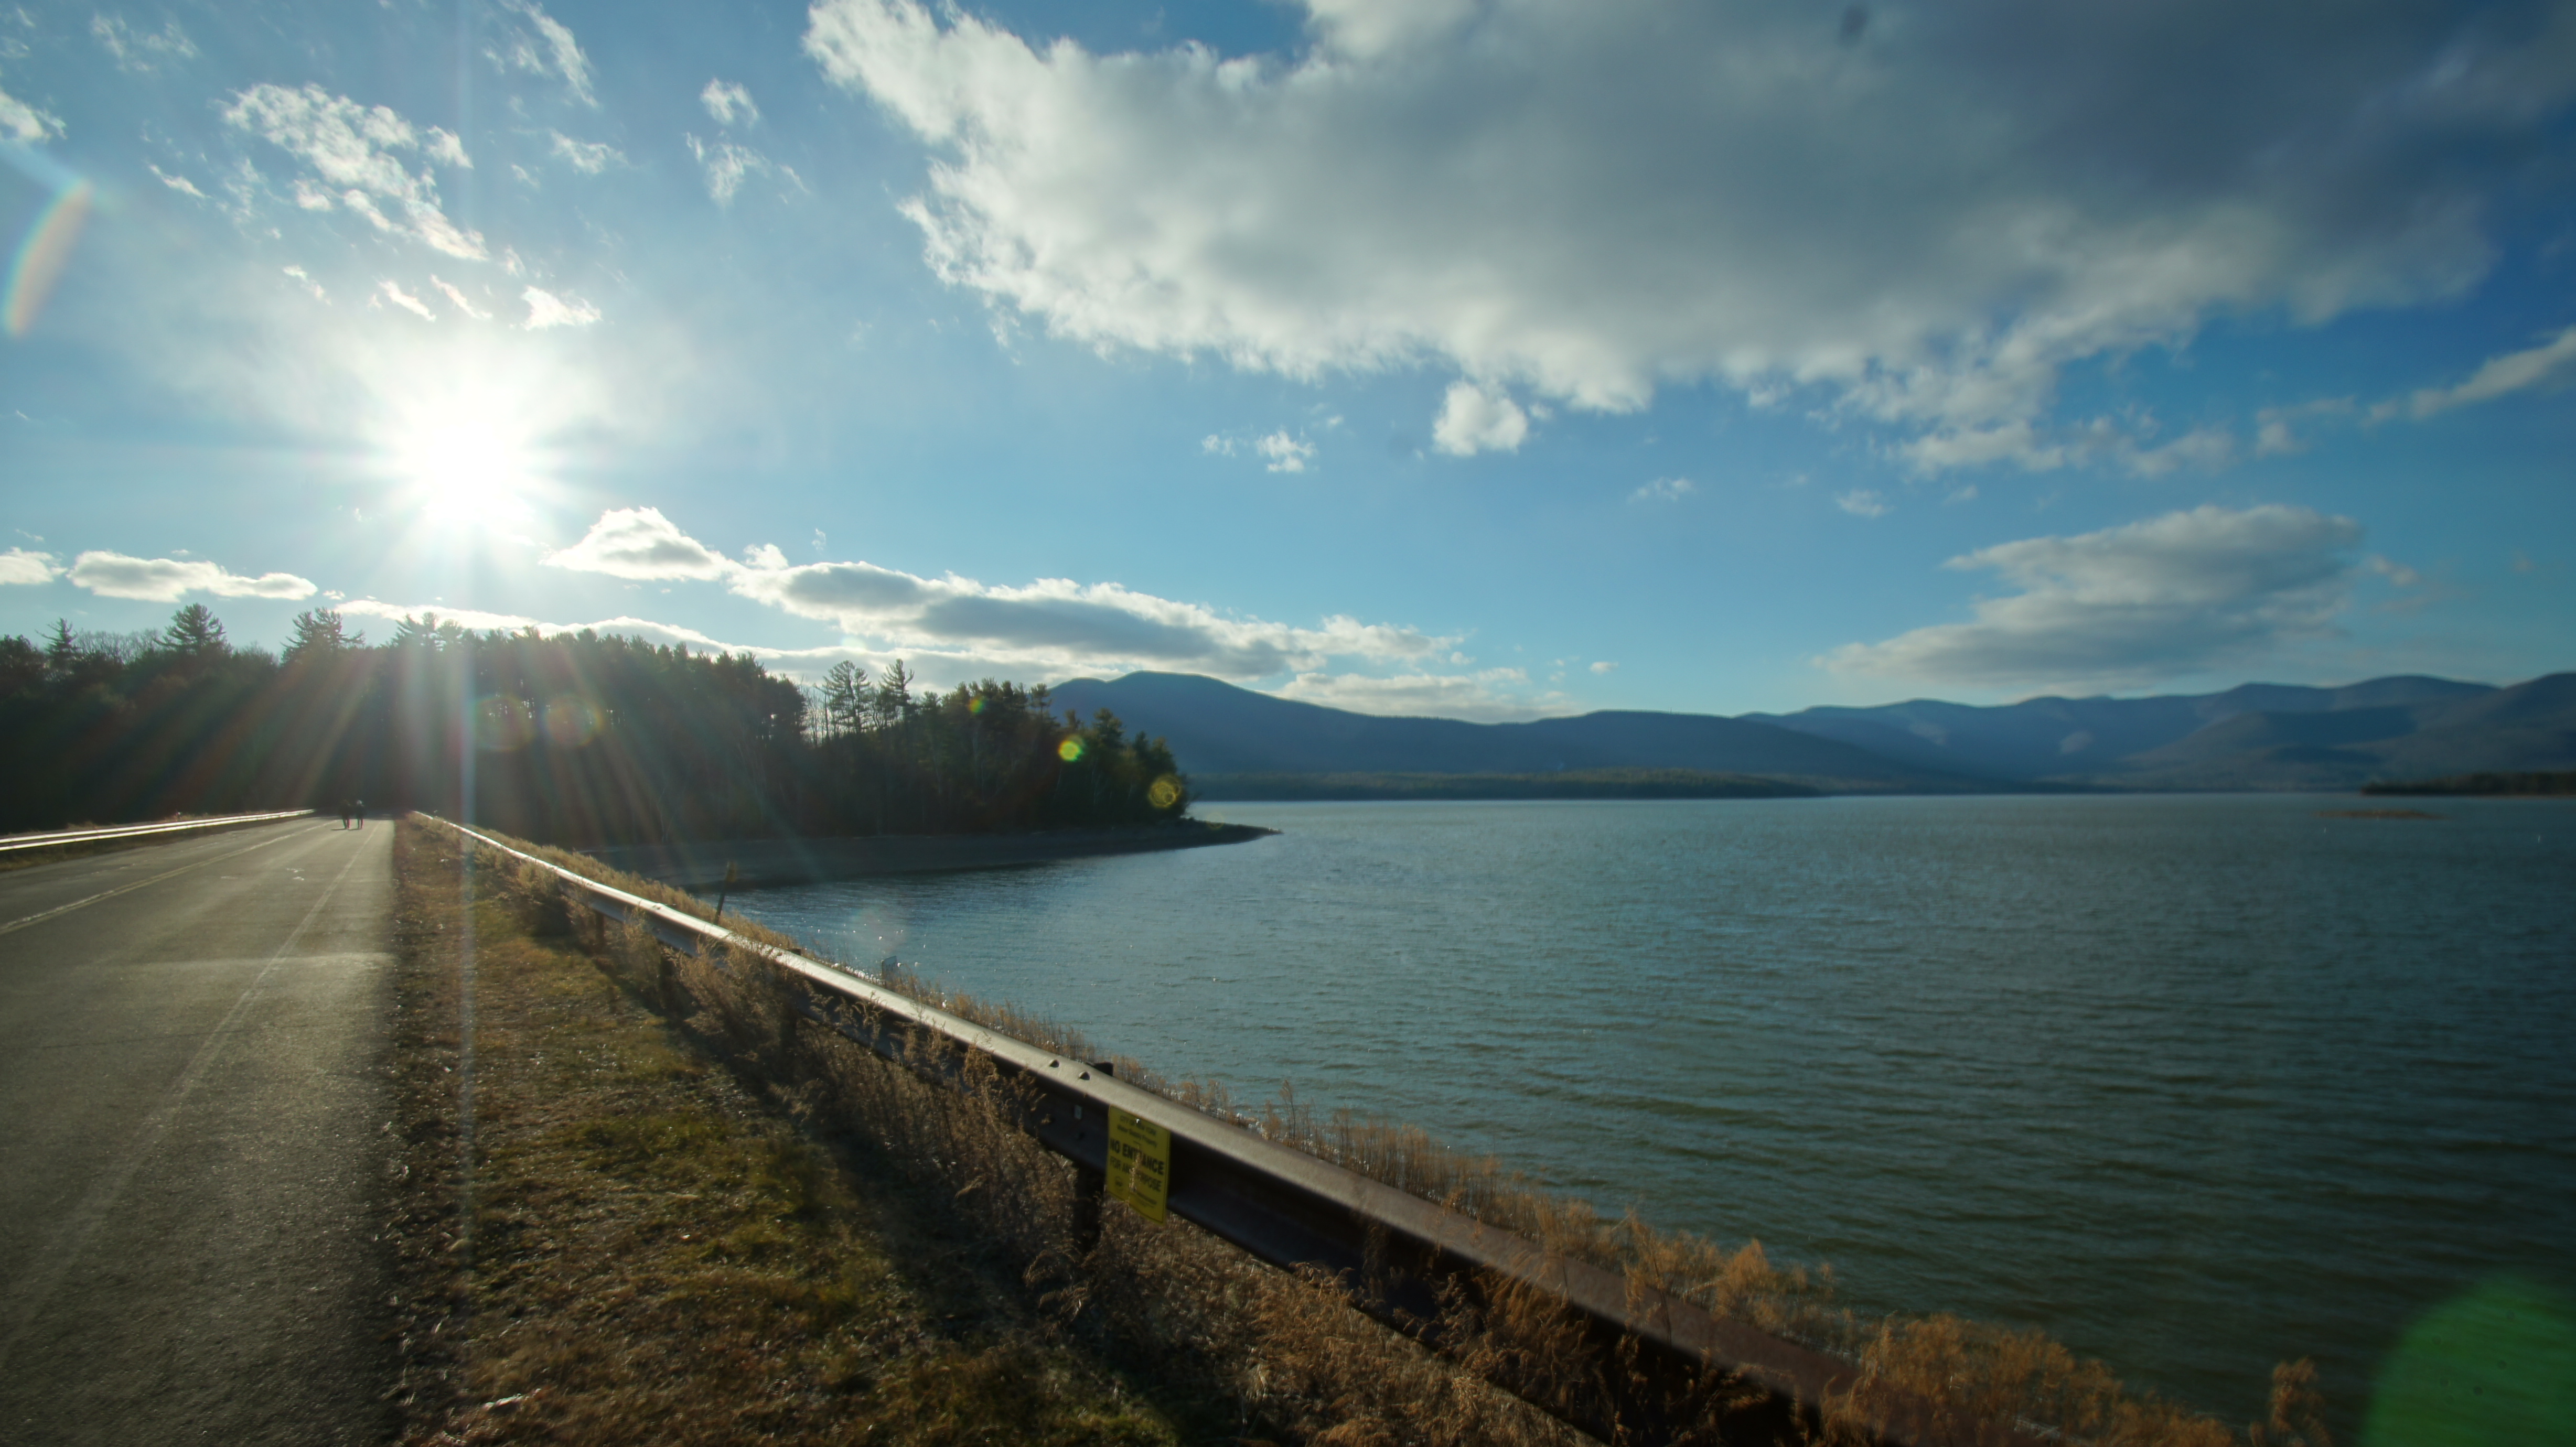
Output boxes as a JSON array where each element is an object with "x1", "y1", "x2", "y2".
[{"x1": 1044, "y1": 671, "x2": 2576, "y2": 795}]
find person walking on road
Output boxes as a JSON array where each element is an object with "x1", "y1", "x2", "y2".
[
  {"x1": 339, "y1": 800, "x2": 352, "y2": 829},
  {"x1": 352, "y1": 800, "x2": 364, "y2": 829}
]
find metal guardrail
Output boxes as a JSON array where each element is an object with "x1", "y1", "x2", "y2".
[
  {"x1": 0, "y1": 809, "x2": 316, "y2": 855},
  {"x1": 432, "y1": 817, "x2": 2025, "y2": 1447}
]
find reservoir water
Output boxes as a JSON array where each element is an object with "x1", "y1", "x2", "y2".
[{"x1": 731, "y1": 794, "x2": 2575, "y2": 1432}]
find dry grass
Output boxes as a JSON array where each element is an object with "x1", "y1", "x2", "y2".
[
  {"x1": 387, "y1": 822, "x2": 1204, "y2": 1444},
  {"x1": 424, "y1": 818, "x2": 2331, "y2": 1447}
]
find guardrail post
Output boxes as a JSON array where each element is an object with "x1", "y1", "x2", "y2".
[{"x1": 1071, "y1": 1060, "x2": 1114, "y2": 1253}]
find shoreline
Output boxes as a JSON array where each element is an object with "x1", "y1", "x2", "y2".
[{"x1": 581, "y1": 819, "x2": 1276, "y2": 890}]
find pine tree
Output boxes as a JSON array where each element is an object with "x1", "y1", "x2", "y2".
[
  {"x1": 821, "y1": 660, "x2": 870, "y2": 737},
  {"x1": 163, "y1": 603, "x2": 227, "y2": 656},
  {"x1": 285, "y1": 608, "x2": 360, "y2": 659}
]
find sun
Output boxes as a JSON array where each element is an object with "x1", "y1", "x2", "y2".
[
  {"x1": 385, "y1": 387, "x2": 549, "y2": 528},
  {"x1": 405, "y1": 422, "x2": 532, "y2": 520}
]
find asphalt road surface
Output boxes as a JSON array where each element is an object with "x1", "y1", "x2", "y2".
[{"x1": 0, "y1": 817, "x2": 397, "y2": 1444}]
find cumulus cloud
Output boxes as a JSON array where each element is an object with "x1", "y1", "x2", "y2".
[
  {"x1": 1, "y1": 76, "x2": 65, "y2": 143},
  {"x1": 543, "y1": 505, "x2": 1450, "y2": 679},
  {"x1": 1630, "y1": 477, "x2": 1693, "y2": 503},
  {"x1": 0, "y1": 548, "x2": 61, "y2": 586},
  {"x1": 701, "y1": 79, "x2": 760, "y2": 126},
  {"x1": 223, "y1": 84, "x2": 486, "y2": 260},
  {"x1": 1431, "y1": 382, "x2": 1529, "y2": 456},
  {"x1": 91, "y1": 14, "x2": 196, "y2": 72},
  {"x1": 543, "y1": 506, "x2": 733, "y2": 580},
  {"x1": 68, "y1": 550, "x2": 317, "y2": 602},
  {"x1": 1588, "y1": 660, "x2": 1617, "y2": 674},
  {"x1": 2398, "y1": 323, "x2": 2576, "y2": 418},
  {"x1": 806, "y1": 0, "x2": 2576, "y2": 470},
  {"x1": 491, "y1": 0, "x2": 597, "y2": 107},
  {"x1": 521, "y1": 285, "x2": 601, "y2": 329},
  {"x1": 549, "y1": 131, "x2": 624, "y2": 173},
  {"x1": 1274, "y1": 668, "x2": 1552, "y2": 722},
  {"x1": 1835, "y1": 489, "x2": 1889, "y2": 519},
  {"x1": 1821, "y1": 504, "x2": 2364, "y2": 690}
]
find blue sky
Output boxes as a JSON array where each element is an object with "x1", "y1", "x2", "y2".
[{"x1": 3, "y1": 0, "x2": 2571, "y2": 718}]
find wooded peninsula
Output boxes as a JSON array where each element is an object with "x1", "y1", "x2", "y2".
[{"x1": 0, "y1": 606, "x2": 1189, "y2": 844}]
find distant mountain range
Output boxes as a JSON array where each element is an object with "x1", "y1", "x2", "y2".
[{"x1": 1046, "y1": 671, "x2": 2576, "y2": 795}]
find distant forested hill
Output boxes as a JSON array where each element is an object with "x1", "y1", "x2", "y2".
[
  {"x1": 1045, "y1": 673, "x2": 1989, "y2": 792},
  {"x1": 1751, "y1": 674, "x2": 2576, "y2": 789},
  {"x1": 1053, "y1": 670, "x2": 2576, "y2": 794}
]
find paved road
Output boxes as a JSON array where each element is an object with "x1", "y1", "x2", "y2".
[{"x1": 0, "y1": 818, "x2": 396, "y2": 1444}]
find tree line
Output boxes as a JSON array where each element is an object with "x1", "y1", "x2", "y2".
[{"x1": 0, "y1": 605, "x2": 1190, "y2": 843}]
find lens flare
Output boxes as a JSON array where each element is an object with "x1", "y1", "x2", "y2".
[
  {"x1": 543, "y1": 696, "x2": 603, "y2": 747},
  {"x1": 475, "y1": 694, "x2": 536, "y2": 751},
  {"x1": 7, "y1": 179, "x2": 94, "y2": 338},
  {"x1": 1147, "y1": 775, "x2": 1182, "y2": 810},
  {"x1": 1058, "y1": 737, "x2": 1085, "y2": 762}
]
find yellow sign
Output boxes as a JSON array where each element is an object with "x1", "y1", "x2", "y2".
[{"x1": 1103, "y1": 1108, "x2": 1171, "y2": 1223}]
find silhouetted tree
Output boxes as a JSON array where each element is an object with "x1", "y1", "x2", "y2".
[
  {"x1": 163, "y1": 604, "x2": 227, "y2": 656},
  {"x1": 0, "y1": 615, "x2": 1193, "y2": 840},
  {"x1": 284, "y1": 608, "x2": 362, "y2": 660}
]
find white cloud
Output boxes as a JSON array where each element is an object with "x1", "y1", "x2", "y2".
[
  {"x1": 806, "y1": 0, "x2": 2576, "y2": 471},
  {"x1": 423, "y1": 128, "x2": 471, "y2": 169},
  {"x1": 430, "y1": 276, "x2": 489, "y2": 320},
  {"x1": 686, "y1": 134, "x2": 800, "y2": 204},
  {"x1": 1274, "y1": 668, "x2": 1552, "y2": 723},
  {"x1": 1588, "y1": 660, "x2": 1617, "y2": 675},
  {"x1": 549, "y1": 131, "x2": 624, "y2": 173},
  {"x1": 147, "y1": 164, "x2": 206, "y2": 198},
  {"x1": 2400, "y1": 323, "x2": 2576, "y2": 418},
  {"x1": 1255, "y1": 430, "x2": 1313, "y2": 473},
  {"x1": 543, "y1": 505, "x2": 1450, "y2": 679},
  {"x1": 1431, "y1": 382, "x2": 1529, "y2": 456},
  {"x1": 91, "y1": 14, "x2": 196, "y2": 72},
  {"x1": 1630, "y1": 477, "x2": 1693, "y2": 503},
  {"x1": 492, "y1": 0, "x2": 597, "y2": 107},
  {"x1": 701, "y1": 78, "x2": 760, "y2": 127},
  {"x1": 543, "y1": 506, "x2": 733, "y2": 580},
  {"x1": 222, "y1": 84, "x2": 487, "y2": 260},
  {"x1": 0, "y1": 76, "x2": 63, "y2": 143},
  {"x1": 521, "y1": 285, "x2": 600, "y2": 329},
  {"x1": 68, "y1": 550, "x2": 317, "y2": 602},
  {"x1": 1835, "y1": 489, "x2": 1889, "y2": 519},
  {"x1": 0, "y1": 548, "x2": 61, "y2": 585},
  {"x1": 1821, "y1": 504, "x2": 2363, "y2": 690},
  {"x1": 375, "y1": 279, "x2": 436, "y2": 320},
  {"x1": 332, "y1": 599, "x2": 757, "y2": 651}
]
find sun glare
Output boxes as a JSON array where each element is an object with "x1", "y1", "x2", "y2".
[
  {"x1": 406, "y1": 424, "x2": 533, "y2": 521},
  {"x1": 384, "y1": 385, "x2": 551, "y2": 530}
]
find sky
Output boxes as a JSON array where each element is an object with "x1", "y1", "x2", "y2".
[{"x1": 2, "y1": 0, "x2": 2571, "y2": 720}]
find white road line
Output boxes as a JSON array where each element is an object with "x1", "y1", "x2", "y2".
[
  {"x1": 0, "y1": 825, "x2": 319, "y2": 938},
  {"x1": 0, "y1": 832, "x2": 375, "y2": 1367}
]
